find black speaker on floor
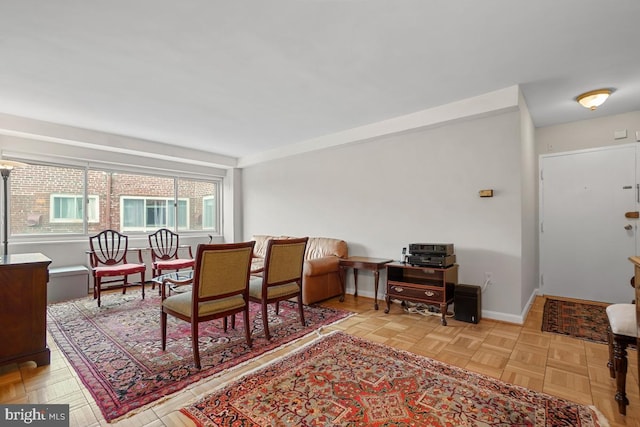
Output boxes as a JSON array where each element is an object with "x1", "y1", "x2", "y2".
[{"x1": 454, "y1": 284, "x2": 481, "y2": 324}]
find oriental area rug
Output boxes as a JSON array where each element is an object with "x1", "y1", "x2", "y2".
[
  {"x1": 541, "y1": 298, "x2": 610, "y2": 344},
  {"x1": 181, "y1": 331, "x2": 608, "y2": 427},
  {"x1": 46, "y1": 290, "x2": 350, "y2": 422}
]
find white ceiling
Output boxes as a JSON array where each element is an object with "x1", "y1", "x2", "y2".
[{"x1": 1, "y1": 0, "x2": 639, "y2": 160}]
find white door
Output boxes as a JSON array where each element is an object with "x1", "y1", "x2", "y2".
[{"x1": 540, "y1": 144, "x2": 638, "y2": 303}]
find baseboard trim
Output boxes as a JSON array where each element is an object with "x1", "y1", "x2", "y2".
[{"x1": 345, "y1": 286, "x2": 540, "y2": 326}]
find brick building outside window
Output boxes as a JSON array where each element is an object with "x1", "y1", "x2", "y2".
[{"x1": 8, "y1": 163, "x2": 219, "y2": 237}]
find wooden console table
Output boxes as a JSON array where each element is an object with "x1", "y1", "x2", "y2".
[
  {"x1": 0, "y1": 253, "x2": 52, "y2": 367},
  {"x1": 339, "y1": 257, "x2": 393, "y2": 310},
  {"x1": 385, "y1": 262, "x2": 457, "y2": 326}
]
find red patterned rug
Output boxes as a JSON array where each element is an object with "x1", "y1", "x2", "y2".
[
  {"x1": 46, "y1": 289, "x2": 350, "y2": 422},
  {"x1": 181, "y1": 331, "x2": 608, "y2": 426},
  {"x1": 541, "y1": 298, "x2": 610, "y2": 344}
]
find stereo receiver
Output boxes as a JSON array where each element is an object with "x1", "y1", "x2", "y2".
[{"x1": 408, "y1": 243, "x2": 454, "y2": 256}]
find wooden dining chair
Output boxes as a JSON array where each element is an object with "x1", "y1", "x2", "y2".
[
  {"x1": 88, "y1": 229, "x2": 146, "y2": 307},
  {"x1": 248, "y1": 237, "x2": 308, "y2": 340},
  {"x1": 160, "y1": 241, "x2": 255, "y2": 369},
  {"x1": 148, "y1": 228, "x2": 195, "y2": 292},
  {"x1": 606, "y1": 303, "x2": 637, "y2": 415}
]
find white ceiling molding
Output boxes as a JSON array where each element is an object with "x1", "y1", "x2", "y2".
[
  {"x1": 0, "y1": 113, "x2": 237, "y2": 169},
  {"x1": 238, "y1": 86, "x2": 520, "y2": 168}
]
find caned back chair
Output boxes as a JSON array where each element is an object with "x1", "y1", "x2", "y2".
[
  {"x1": 160, "y1": 241, "x2": 255, "y2": 369},
  {"x1": 88, "y1": 229, "x2": 146, "y2": 307},
  {"x1": 248, "y1": 237, "x2": 308, "y2": 340}
]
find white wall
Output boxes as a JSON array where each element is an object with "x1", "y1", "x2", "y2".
[
  {"x1": 243, "y1": 111, "x2": 533, "y2": 321},
  {"x1": 537, "y1": 111, "x2": 640, "y2": 155},
  {"x1": 223, "y1": 168, "x2": 244, "y2": 242},
  {"x1": 519, "y1": 91, "x2": 538, "y2": 311}
]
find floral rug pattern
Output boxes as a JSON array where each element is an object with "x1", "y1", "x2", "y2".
[
  {"x1": 181, "y1": 332, "x2": 607, "y2": 426},
  {"x1": 541, "y1": 298, "x2": 610, "y2": 344},
  {"x1": 46, "y1": 290, "x2": 350, "y2": 422}
]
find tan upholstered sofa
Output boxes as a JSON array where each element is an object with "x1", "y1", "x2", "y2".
[{"x1": 250, "y1": 235, "x2": 348, "y2": 305}]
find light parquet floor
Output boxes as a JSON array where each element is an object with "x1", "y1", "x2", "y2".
[{"x1": 1, "y1": 294, "x2": 638, "y2": 426}]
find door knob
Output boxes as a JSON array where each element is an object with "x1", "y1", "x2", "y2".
[{"x1": 625, "y1": 224, "x2": 633, "y2": 230}]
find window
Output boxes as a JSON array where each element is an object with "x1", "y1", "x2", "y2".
[
  {"x1": 177, "y1": 178, "x2": 219, "y2": 233},
  {"x1": 121, "y1": 197, "x2": 189, "y2": 231},
  {"x1": 9, "y1": 162, "x2": 221, "y2": 237},
  {"x1": 11, "y1": 164, "x2": 86, "y2": 235},
  {"x1": 50, "y1": 195, "x2": 99, "y2": 223}
]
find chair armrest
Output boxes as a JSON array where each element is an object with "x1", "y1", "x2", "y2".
[
  {"x1": 161, "y1": 276, "x2": 193, "y2": 300},
  {"x1": 127, "y1": 247, "x2": 145, "y2": 264},
  {"x1": 250, "y1": 258, "x2": 264, "y2": 275},
  {"x1": 178, "y1": 244, "x2": 193, "y2": 259},
  {"x1": 303, "y1": 256, "x2": 340, "y2": 276},
  {"x1": 85, "y1": 250, "x2": 97, "y2": 268},
  {"x1": 250, "y1": 267, "x2": 264, "y2": 275}
]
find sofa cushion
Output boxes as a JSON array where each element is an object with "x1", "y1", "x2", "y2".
[
  {"x1": 251, "y1": 235, "x2": 274, "y2": 259},
  {"x1": 251, "y1": 235, "x2": 295, "y2": 259},
  {"x1": 304, "y1": 256, "x2": 340, "y2": 276},
  {"x1": 606, "y1": 303, "x2": 637, "y2": 337},
  {"x1": 250, "y1": 258, "x2": 264, "y2": 274},
  {"x1": 305, "y1": 237, "x2": 348, "y2": 260}
]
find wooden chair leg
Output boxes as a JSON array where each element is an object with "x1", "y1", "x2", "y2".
[
  {"x1": 161, "y1": 311, "x2": 167, "y2": 350},
  {"x1": 243, "y1": 307, "x2": 252, "y2": 347},
  {"x1": 607, "y1": 326, "x2": 615, "y2": 378},
  {"x1": 613, "y1": 335, "x2": 630, "y2": 415},
  {"x1": 122, "y1": 275, "x2": 128, "y2": 294},
  {"x1": 140, "y1": 272, "x2": 145, "y2": 299},
  {"x1": 97, "y1": 278, "x2": 102, "y2": 307},
  {"x1": 223, "y1": 317, "x2": 228, "y2": 332},
  {"x1": 153, "y1": 267, "x2": 160, "y2": 294},
  {"x1": 275, "y1": 301, "x2": 280, "y2": 315},
  {"x1": 262, "y1": 302, "x2": 271, "y2": 340},
  {"x1": 192, "y1": 322, "x2": 201, "y2": 369},
  {"x1": 297, "y1": 293, "x2": 305, "y2": 327}
]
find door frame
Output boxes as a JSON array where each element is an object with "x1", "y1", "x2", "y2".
[{"x1": 538, "y1": 142, "x2": 639, "y2": 302}]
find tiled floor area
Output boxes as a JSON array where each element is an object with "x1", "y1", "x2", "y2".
[{"x1": 1, "y1": 294, "x2": 638, "y2": 426}]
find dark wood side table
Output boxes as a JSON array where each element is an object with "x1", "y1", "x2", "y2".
[
  {"x1": 339, "y1": 256, "x2": 393, "y2": 310},
  {"x1": 0, "y1": 253, "x2": 52, "y2": 368}
]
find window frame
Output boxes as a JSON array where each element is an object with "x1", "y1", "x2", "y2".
[
  {"x1": 120, "y1": 196, "x2": 190, "y2": 232},
  {"x1": 7, "y1": 156, "x2": 223, "y2": 239},
  {"x1": 202, "y1": 195, "x2": 216, "y2": 231},
  {"x1": 49, "y1": 194, "x2": 100, "y2": 224}
]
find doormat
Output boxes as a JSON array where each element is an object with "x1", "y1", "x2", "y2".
[
  {"x1": 541, "y1": 298, "x2": 611, "y2": 344},
  {"x1": 181, "y1": 331, "x2": 608, "y2": 426}
]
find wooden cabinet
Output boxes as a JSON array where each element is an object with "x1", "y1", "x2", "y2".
[
  {"x1": 0, "y1": 253, "x2": 52, "y2": 367},
  {"x1": 384, "y1": 262, "x2": 457, "y2": 326}
]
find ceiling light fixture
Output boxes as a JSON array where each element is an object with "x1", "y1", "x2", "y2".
[{"x1": 576, "y1": 89, "x2": 612, "y2": 110}]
